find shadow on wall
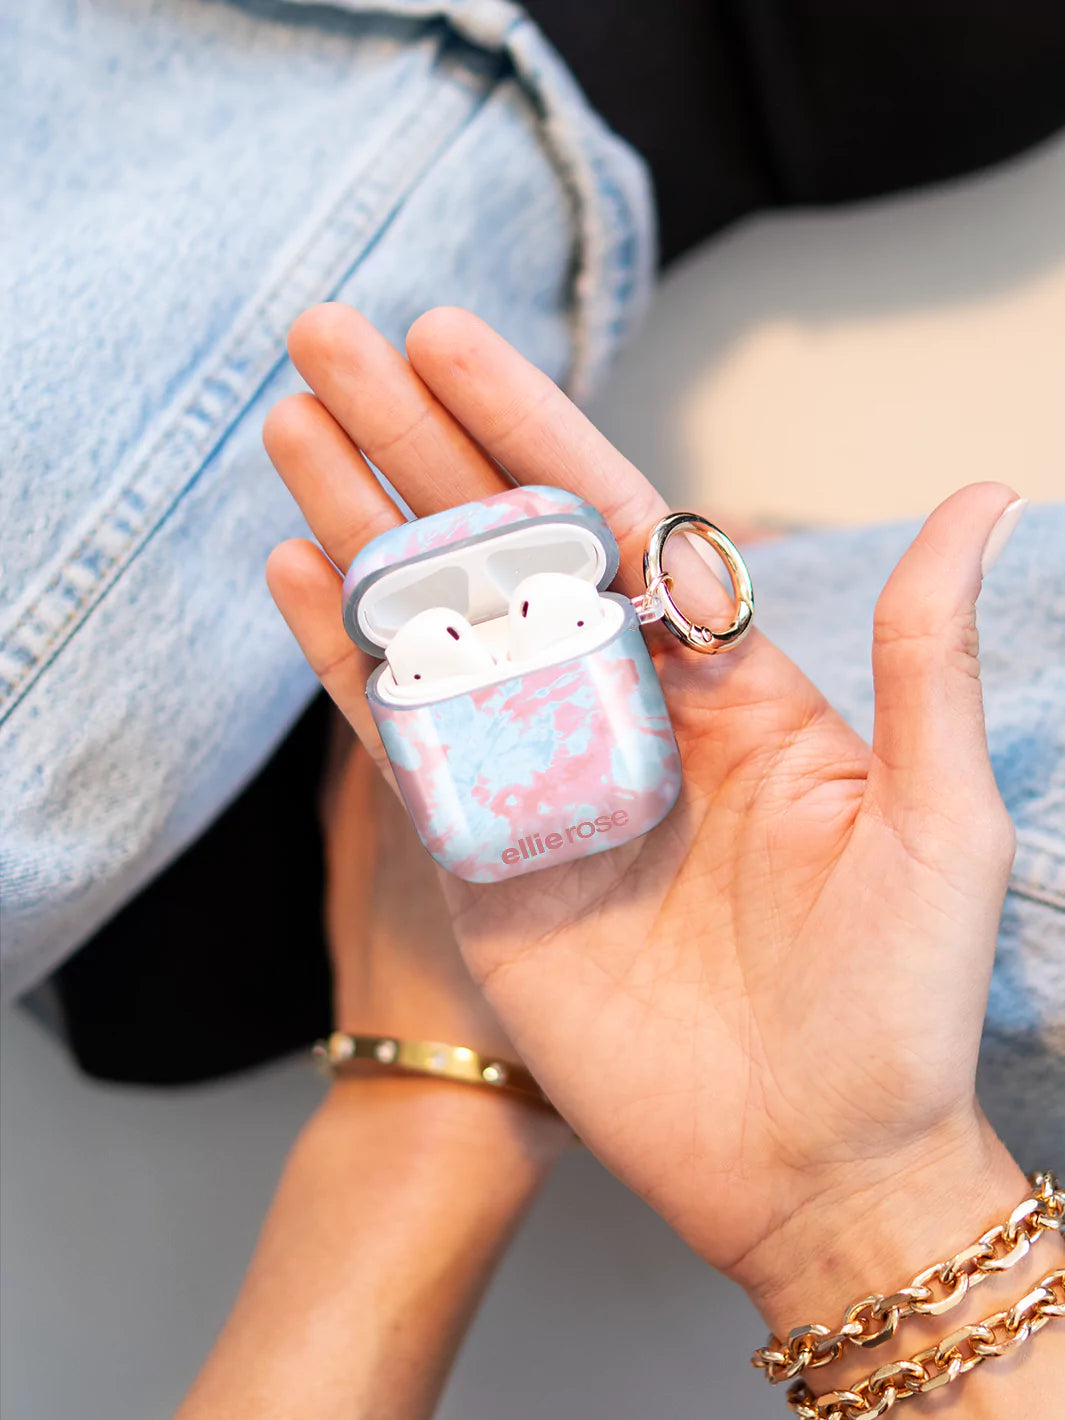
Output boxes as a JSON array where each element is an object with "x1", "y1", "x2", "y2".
[{"x1": 586, "y1": 134, "x2": 1065, "y2": 524}]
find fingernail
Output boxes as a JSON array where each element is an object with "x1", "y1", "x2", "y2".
[{"x1": 981, "y1": 497, "x2": 1028, "y2": 576}]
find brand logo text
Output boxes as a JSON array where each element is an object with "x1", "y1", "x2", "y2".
[{"x1": 501, "y1": 809, "x2": 629, "y2": 865}]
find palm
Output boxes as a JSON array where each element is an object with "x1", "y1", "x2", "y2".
[
  {"x1": 439, "y1": 640, "x2": 976, "y2": 1267},
  {"x1": 265, "y1": 304, "x2": 1015, "y2": 1273}
]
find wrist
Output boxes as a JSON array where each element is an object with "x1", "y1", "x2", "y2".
[
  {"x1": 311, "y1": 1071, "x2": 571, "y2": 1177},
  {"x1": 179, "y1": 1070, "x2": 568, "y2": 1420},
  {"x1": 732, "y1": 1110, "x2": 1063, "y2": 1395},
  {"x1": 733, "y1": 1111, "x2": 1019, "y2": 1318}
]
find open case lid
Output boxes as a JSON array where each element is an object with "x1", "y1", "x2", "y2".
[{"x1": 342, "y1": 485, "x2": 621, "y2": 656}]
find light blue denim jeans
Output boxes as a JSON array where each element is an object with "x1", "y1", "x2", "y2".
[
  {"x1": 1, "y1": 1, "x2": 1061, "y2": 1164},
  {"x1": 0, "y1": 0, "x2": 654, "y2": 987}
]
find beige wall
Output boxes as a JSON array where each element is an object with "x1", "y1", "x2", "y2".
[{"x1": 589, "y1": 134, "x2": 1065, "y2": 528}]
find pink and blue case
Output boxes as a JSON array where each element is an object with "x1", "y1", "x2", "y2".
[{"x1": 342, "y1": 486, "x2": 682, "y2": 882}]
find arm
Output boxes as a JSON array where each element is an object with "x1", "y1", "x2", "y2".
[
  {"x1": 264, "y1": 302, "x2": 1063, "y2": 1417},
  {"x1": 176, "y1": 1079, "x2": 566, "y2": 1420},
  {"x1": 737, "y1": 1123, "x2": 1065, "y2": 1413},
  {"x1": 177, "y1": 731, "x2": 571, "y2": 1419}
]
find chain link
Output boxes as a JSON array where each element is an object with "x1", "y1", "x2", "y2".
[
  {"x1": 784, "y1": 1269, "x2": 1064, "y2": 1419},
  {"x1": 752, "y1": 1172, "x2": 1063, "y2": 1384}
]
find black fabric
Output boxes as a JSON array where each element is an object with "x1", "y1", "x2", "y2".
[
  {"x1": 525, "y1": 1, "x2": 1065, "y2": 263},
  {"x1": 53, "y1": 5, "x2": 1065, "y2": 1083},
  {"x1": 53, "y1": 694, "x2": 333, "y2": 1085}
]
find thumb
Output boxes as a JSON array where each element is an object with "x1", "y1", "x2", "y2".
[{"x1": 869, "y1": 482, "x2": 1027, "y2": 835}]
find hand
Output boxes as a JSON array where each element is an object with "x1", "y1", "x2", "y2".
[
  {"x1": 264, "y1": 304, "x2": 1035, "y2": 1310},
  {"x1": 319, "y1": 712, "x2": 514, "y2": 1061}
]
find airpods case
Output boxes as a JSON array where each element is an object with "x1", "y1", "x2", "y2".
[{"x1": 342, "y1": 486, "x2": 682, "y2": 882}]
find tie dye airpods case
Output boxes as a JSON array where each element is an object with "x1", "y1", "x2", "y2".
[{"x1": 342, "y1": 486, "x2": 682, "y2": 882}]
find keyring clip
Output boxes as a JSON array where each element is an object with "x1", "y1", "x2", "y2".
[{"x1": 640, "y1": 512, "x2": 755, "y2": 653}]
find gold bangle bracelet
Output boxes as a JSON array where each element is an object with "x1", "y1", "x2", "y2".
[{"x1": 312, "y1": 1031, "x2": 552, "y2": 1110}]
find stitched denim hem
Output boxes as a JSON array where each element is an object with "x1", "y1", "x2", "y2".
[
  {"x1": 0, "y1": 68, "x2": 484, "y2": 718},
  {"x1": 288, "y1": 0, "x2": 657, "y2": 393},
  {"x1": 1012, "y1": 833, "x2": 1065, "y2": 912},
  {"x1": 1, "y1": 1, "x2": 656, "y2": 1000},
  {"x1": 0, "y1": 9, "x2": 653, "y2": 728}
]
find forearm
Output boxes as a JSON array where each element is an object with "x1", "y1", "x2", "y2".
[
  {"x1": 176, "y1": 1077, "x2": 569, "y2": 1420},
  {"x1": 734, "y1": 1113, "x2": 1064, "y2": 1415}
]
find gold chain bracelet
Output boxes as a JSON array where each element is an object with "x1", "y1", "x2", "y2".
[
  {"x1": 752, "y1": 1171, "x2": 1064, "y2": 1385},
  {"x1": 786, "y1": 1267, "x2": 1064, "y2": 1420},
  {"x1": 312, "y1": 1030, "x2": 552, "y2": 1109}
]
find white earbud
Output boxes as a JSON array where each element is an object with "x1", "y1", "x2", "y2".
[
  {"x1": 507, "y1": 572, "x2": 606, "y2": 664},
  {"x1": 385, "y1": 607, "x2": 496, "y2": 693}
]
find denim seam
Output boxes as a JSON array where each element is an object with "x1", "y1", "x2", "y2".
[
  {"x1": 501, "y1": 14, "x2": 653, "y2": 397},
  {"x1": 1, "y1": 9, "x2": 656, "y2": 720},
  {"x1": 0, "y1": 50, "x2": 493, "y2": 723},
  {"x1": 1011, "y1": 833, "x2": 1065, "y2": 912},
  {"x1": 296, "y1": 1, "x2": 656, "y2": 397}
]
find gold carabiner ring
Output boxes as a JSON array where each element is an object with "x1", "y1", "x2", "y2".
[{"x1": 642, "y1": 512, "x2": 755, "y2": 654}]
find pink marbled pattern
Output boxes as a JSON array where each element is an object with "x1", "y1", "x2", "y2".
[{"x1": 369, "y1": 604, "x2": 681, "y2": 881}]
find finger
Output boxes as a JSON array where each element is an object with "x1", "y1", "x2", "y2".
[
  {"x1": 287, "y1": 303, "x2": 509, "y2": 514},
  {"x1": 869, "y1": 481, "x2": 1025, "y2": 837},
  {"x1": 264, "y1": 392, "x2": 404, "y2": 570},
  {"x1": 406, "y1": 307, "x2": 667, "y2": 589},
  {"x1": 266, "y1": 539, "x2": 390, "y2": 775},
  {"x1": 405, "y1": 307, "x2": 740, "y2": 615},
  {"x1": 406, "y1": 308, "x2": 763, "y2": 671}
]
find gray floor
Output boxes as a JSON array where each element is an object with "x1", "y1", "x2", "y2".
[
  {"x1": 0, "y1": 1006, "x2": 771, "y2": 1420},
  {"x1": 3, "y1": 135, "x2": 1062, "y2": 1419}
]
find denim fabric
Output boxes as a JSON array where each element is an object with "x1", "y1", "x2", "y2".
[
  {"x1": 1, "y1": 5, "x2": 1061, "y2": 1164},
  {"x1": 0, "y1": 0, "x2": 653, "y2": 999}
]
